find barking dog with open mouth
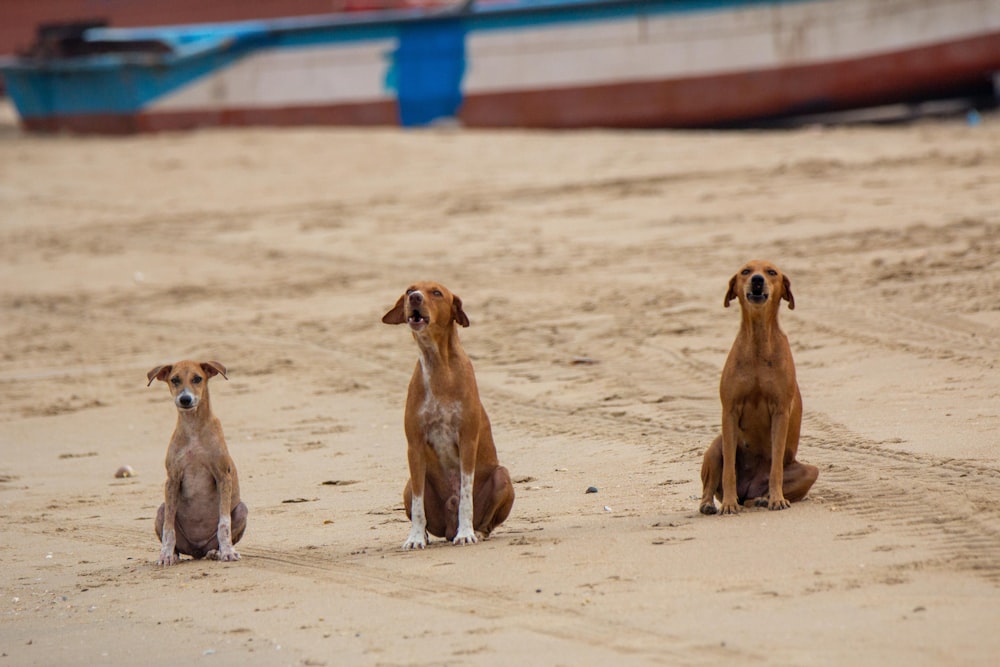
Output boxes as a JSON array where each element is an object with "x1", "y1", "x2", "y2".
[{"x1": 382, "y1": 282, "x2": 514, "y2": 549}]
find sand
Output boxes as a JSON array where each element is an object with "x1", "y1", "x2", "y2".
[{"x1": 1, "y1": 102, "x2": 999, "y2": 666}]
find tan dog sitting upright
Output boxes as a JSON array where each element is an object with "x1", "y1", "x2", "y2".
[
  {"x1": 699, "y1": 261, "x2": 818, "y2": 515},
  {"x1": 147, "y1": 360, "x2": 247, "y2": 565},
  {"x1": 382, "y1": 282, "x2": 514, "y2": 549}
]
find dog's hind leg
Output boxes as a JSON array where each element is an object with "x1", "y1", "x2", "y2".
[
  {"x1": 698, "y1": 436, "x2": 724, "y2": 515},
  {"x1": 230, "y1": 501, "x2": 248, "y2": 545},
  {"x1": 473, "y1": 466, "x2": 514, "y2": 537},
  {"x1": 780, "y1": 461, "x2": 819, "y2": 503}
]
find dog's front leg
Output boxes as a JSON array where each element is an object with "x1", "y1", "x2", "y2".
[
  {"x1": 214, "y1": 471, "x2": 241, "y2": 561},
  {"x1": 158, "y1": 478, "x2": 181, "y2": 566},
  {"x1": 768, "y1": 408, "x2": 792, "y2": 511},
  {"x1": 453, "y1": 467, "x2": 477, "y2": 545},
  {"x1": 719, "y1": 412, "x2": 741, "y2": 515},
  {"x1": 453, "y1": 427, "x2": 478, "y2": 545},
  {"x1": 403, "y1": 442, "x2": 429, "y2": 550}
]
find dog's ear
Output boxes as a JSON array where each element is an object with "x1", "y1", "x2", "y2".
[
  {"x1": 147, "y1": 364, "x2": 172, "y2": 387},
  {"x1": 724, "y1": 274, "x2": 738, "y2": 308},
  {"x1": 782, "y1": 274, "x2": 795, "y2": 310},
  {"x1": 382, "y1": 294, "x2": 407, "y2": 325},
  {"x1": 201, "y1": 361, "x2": 228, "y2": 380},
  {"x1": 452, "y1": 294, "x2": 470, "y2": 328}
]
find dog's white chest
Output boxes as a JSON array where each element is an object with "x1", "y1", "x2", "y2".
[{"x1": 418, "y1": 395, "x2": 462, "y2": 469}]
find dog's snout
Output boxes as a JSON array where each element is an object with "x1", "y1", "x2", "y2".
[
  {"x1": 408, "y1": 291, "x2": 424, "y2": 306},
  {"x1": 750, "y1": 274, "x2": 766, "y2": 294},
  {"x1": 177, "y1": 392, "x2": 194, "y2": 408}
]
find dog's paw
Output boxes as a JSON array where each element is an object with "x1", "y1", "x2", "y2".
[
  {"x1": 452, "y1": 528, "x2": 478, "y2": 546},
  {"x1": 211, "y1": 547, "x2": 240, "y2": 562},
  {"x1": 157, "y1": 551, "x2": 179, "y2": 567},
  {"x1": 719, "y1": 502, "x2": 741, "y2": 515},
  {"x1": 402, "y1": 529, "x2": 428, "y2": 550},
  {"x1": 699, "y1": 502, "x2": 718, "y2": 515},
  {"x1": 768, "y1": 496, "x2": 791, "y2": 511}
]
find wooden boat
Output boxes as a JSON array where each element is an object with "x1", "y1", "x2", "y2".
[{"x1": 2, "y1": 0, "x2": 998, "y2": 133}]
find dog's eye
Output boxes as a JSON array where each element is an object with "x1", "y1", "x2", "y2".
[
  {"x1": 741, "y1": 269, "x2": 752, "y2": 275},
  {"x1": 170, "y1": 376, "x2": 181, "y2": 386},
  {"x1": 192, "y1": 375, "x2": 203, "y2": 384},
  {"x1": 432, "y1": 290, "x2": 443, "y2": 297},
  {"x1": 766, "y1": 269, "x2": 777, "y2": 276}
]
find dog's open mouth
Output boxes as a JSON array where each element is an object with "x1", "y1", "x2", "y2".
[
  {"x1": 746, "y1": 292, "x2": 769, "y2": 305},
  {"x1": 407, "y1": 312, "x2": 429, "y2": 330}
]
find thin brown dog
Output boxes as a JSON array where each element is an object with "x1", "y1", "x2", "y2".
[
  {"x1": 699, "y1": 261, "x2": 818, "y2": 515},
  {"x1": 382, "y1": 282, "x2": 514, "y2": 549},
  {"x1": 147, "y1": 360, "x2": 247, "y2": 565}
]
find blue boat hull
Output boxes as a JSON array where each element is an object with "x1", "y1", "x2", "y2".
[{"x1": 3, "y1": 0, "x2": 999, "y2": 132}]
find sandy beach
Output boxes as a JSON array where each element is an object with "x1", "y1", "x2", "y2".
[{"x1": 1, "y1": 101, "x2": 999, "y2": 666}]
